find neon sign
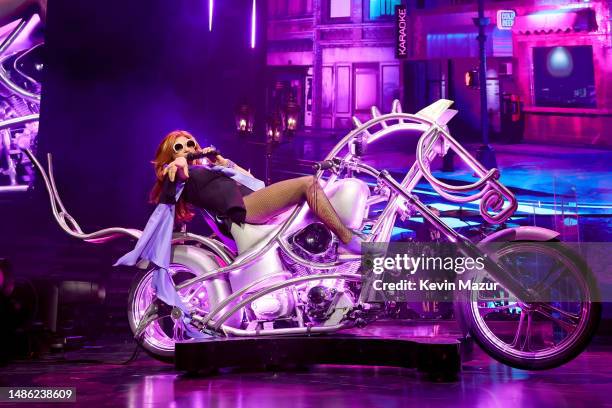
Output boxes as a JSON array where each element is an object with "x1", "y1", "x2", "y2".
[
  {"x1": 497, "y1": 10, "x2": 516, "y2": 30},
  {"x1": 395, "y1": 5, "x2": 407, "y2": 59}
]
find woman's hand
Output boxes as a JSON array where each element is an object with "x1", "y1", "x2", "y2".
[
  {"x1": 196, "y1": 145, "x2": 227, "y2": 166},
  {"x1": 199, "y1": 146, "x2": 216, "y2": 156},
  {"x1": 163, "y1": 156, "x2": 189, "y2": 182},
  {"x1": 212, "y1": 154, "x2": 229, "y2": 167}
]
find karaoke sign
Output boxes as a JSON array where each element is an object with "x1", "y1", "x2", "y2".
[{"x1": 395, "y1": 5, "x2": 407, "y2": 59}]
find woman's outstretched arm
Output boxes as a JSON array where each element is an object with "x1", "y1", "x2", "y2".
[
  {"x1": 213, "y1": 154, "x2": 253, "y2": 177},
  {"x1": 163, "y1": 156, "x2": 189, "y2": 182}
]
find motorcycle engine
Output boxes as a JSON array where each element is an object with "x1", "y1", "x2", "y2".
[
  {"x1": 305, "y1": 285, "x2": 337, "y2": 322},
  {"x1": 293, "y1": 222, "x2": 334, "y2": 256},
  {"x1": 278, "y1": 222, "x2": 359, "y2": 325},
  {"x1": 282, "y1": 223, "x2": 338, "y2": 276}
]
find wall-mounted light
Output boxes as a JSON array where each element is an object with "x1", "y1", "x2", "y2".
[
  {"x1": 266, "y1": 128, "x2": 281, "y2": 143},
  {"x1": 266, "y1": 111, "x2": 283, "y2": 144},
  {"x1": 235, "y1": 103, "x2": 254, "y2": 136},
  {"x1": 287, "y1": 117, "x2": 296, "y2": 130},
  {"x1": 284, "y1": 96, "x2": 300, "y2": 137}
]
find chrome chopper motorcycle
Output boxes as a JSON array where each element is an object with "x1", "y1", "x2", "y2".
[{"x1": 27, "y1": 99, "x2": 601, "y2": 370}]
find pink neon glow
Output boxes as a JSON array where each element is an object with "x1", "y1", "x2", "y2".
[
  {"x1": 251, "y1": 0, "x2": 256, "y2": 49},
  {"x1": 208, "y1": 0, "x2": 213, "y2": 32}
]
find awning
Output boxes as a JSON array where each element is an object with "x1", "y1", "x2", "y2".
[
  {"x1": 267, "y1": 39, "x2": 313, "y2": 66},
  {"x1": 426, "y1": 26, "x2": 512, "y2": 58},
  {"x1": 513, "y1": 8, "x2": 598, "y2": 35}
]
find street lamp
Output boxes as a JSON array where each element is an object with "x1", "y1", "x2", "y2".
[{"x1": 473, "y1": 0, "x2": 497, "y2": 169}]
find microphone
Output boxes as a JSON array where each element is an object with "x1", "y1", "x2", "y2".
[{"x1": 186, "y1": 148, "x2": 221, "y2": 162}]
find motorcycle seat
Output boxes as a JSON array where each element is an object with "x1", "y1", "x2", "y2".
[{"x1": 200, "y1": 206, "x2": 295, "y2": 254}]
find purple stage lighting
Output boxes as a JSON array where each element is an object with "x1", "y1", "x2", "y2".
[
  {"x1": 208, "y1": 0, "x2": 213, "y2": 32},
  {"x1": 251, "y1": 0, "x2": 256, "y2": 49}
]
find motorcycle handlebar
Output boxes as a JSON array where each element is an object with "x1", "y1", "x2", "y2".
[{"x1": 312, "y1": 158, "x2": 341, "y2": 171}]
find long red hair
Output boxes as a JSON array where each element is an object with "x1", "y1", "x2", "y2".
[{"x1": 149, "y1": 130, "x2": 201, "y2": 224}]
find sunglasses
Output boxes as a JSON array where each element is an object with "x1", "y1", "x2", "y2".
[{"x1": 173, "y1": 139, "x2": 197, "y2": 153}]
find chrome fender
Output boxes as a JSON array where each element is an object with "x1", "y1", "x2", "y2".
[
  {"x1": 455, "y1": 226, "x2": 560, "y2": 339},
  {"x1": 170, "y1": 245, "x2": 240, "y2": 328},
  {"x1": 479, "y1": 226, "x2": 560, "y2": 244}
]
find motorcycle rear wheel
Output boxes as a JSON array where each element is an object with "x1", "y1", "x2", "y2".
[
  {"x1": 127, "y1": 245, "x2": 219, "y2": 363},
  {"x1": 454, "y1": 240, "x2": 601, "y2": 370}
]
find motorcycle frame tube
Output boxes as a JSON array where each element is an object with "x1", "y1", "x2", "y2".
[
  {"x1": 197, "y1": 271, "x2": 293, "y2": 326},
  {"x1": 1, "y1": 115, "x2": 38, "y2": 188},
  {"x1": 340, "y1": 120, "x2": 447, "y2": 242},
  {"x1": 0, "y1": 52, "x2": 40, "y2": 103},
  {"x1": 415, "y1": 128, "x2": 517, "y2": 223},
  {"x1": 0, "y1": 16, "x2": 41, "y2": 103},
  {"x1": 170, "y1": 233, "x2": 235, "y2": 265},
  {"x1": 362, "y1": 125, "x2": 440, "y2": 241},
  {"x1": 25, "y1": 149, "x2": 140, "y2": 240},
  {"x1": 219, "y1": 322, "x2": 348, "y2": 337},
  {"x1": 207, "y1": 273, "x2": 362, "y2": 331},
  {"x1": 0, "y1": 113, "x2": 38, "y2": 130},
  {"x1": 277, "y1": 238, "x2": 360, "y2": 268},
  {"x1": 0, "y1": 17, "x2": 27, "y2": 55},
  {"x1": 14, "y1": 43, "x2": 44, "y2": 84}
]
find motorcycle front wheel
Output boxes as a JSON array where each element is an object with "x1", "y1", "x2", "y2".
[{"x1": 454, "y1": 240, "x2": 601, "y2": 370}]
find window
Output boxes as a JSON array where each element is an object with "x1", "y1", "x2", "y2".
[
  {"x1": 353, "y1": 64, "x2": 379, "y2": 112},
  {"x1": 321, "y1": 66, "x2": 334, "y2": 114},
  {"x1": 287, "y1": 0, "x2": 312, "y2": 17},
  {"x1": 330, "y1": 0, "x2": 351, "y2": 18},
  {"x1": 532, "y1": 46, "x2": 596, "y2": 108},
  {"x1": 269, "y1": 0, "x2": 312, "y2": 18},
  {"x1": 366, "y1": 0, "x2": 402, "y2": 21},
  {"x1": 381, "y1": 65, "x2": 400, "y2": 112}
]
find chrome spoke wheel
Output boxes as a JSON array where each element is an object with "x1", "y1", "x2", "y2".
[
  {"x1": 130, "y1": 264, "x2": 210, "y2": 355},
  {"x1": 458, "y1": 241, "x2": 600, "y2": 369}
]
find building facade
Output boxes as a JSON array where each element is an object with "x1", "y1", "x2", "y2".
[
  {"x1": 265, "y1": 0, "x2": 612, "y2": 146},
  {"x1": 266, "y1": 0, "x2": 402, "y2": 130}
]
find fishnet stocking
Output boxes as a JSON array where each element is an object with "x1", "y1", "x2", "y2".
[{"x1": 243, "y1": 175, "x2": 354, "y2": 244}]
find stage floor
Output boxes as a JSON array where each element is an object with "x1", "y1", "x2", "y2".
[{"x1": 1, "y1": 323, "x2": 611, "y2": 408}]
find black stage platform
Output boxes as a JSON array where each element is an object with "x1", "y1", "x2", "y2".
[
  {"x1": 2, "y1": 325, "x2": 611, "y2": 407},
  {"x1": 175, "y1": 335, "x2": 462, "y2": 380}
]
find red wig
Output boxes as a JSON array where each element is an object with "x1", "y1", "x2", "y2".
[{"x1": 149, "y1": 130, "x2": 201, "y2": 224}]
